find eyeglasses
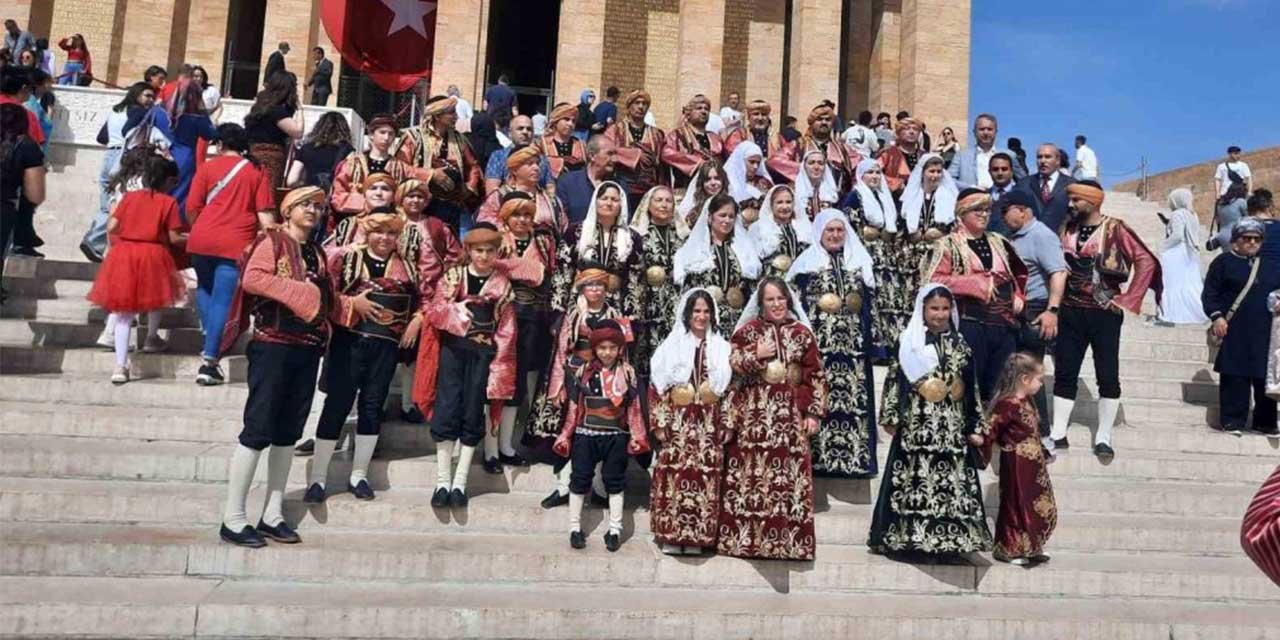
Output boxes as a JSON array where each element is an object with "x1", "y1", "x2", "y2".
[{"x1": 1238, "y1": 236, "x2": 1263, "y2": 243}]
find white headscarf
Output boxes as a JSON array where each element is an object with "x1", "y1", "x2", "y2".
[
  {"x1": 649, "y1": 287, "x2": 733, "y2": 395},
  {"x1": 785, "y1": 208, "x2": 876, "y2": 288},
  {"x1": 792, "y1": 149, "x2": 839, "y2": 220},
  {"x1": 735, "y1": 278, "x2": 812, "y2": 332},
  {"x1": 900, "y1": 152, "x2": 959, "y2": 233},
  {"x1": 898, "y1": 283, "x2": 960, "y2": 383},
  {"x1": 578, "y1": 180, "x2": 634, "y2": 262},
  {"x1": 673, "y1": 197, "x2": 762, "y2": 284},
  {"x1": 1166, "y1": 187, "x2": 1201, "y2": 254},
  {"x1": 749, "y1": 184, "x2": 815, "y2": 258},
  {"x1": 630, "y1": 185, "x2": 689, "y2": 239},
  {"x1": 724, "y1": 141, "x2": 770, "y2": 204},
  {"x1": 854, "y1": 158, "x2": 898, "y2": 232},
  {"x1": 677, "y1": 162, "x2": 721, "y2": 219}
]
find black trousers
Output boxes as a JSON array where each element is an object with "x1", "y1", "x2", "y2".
[
  {"x1": 13, "y1": 198, "x2": 40, "y2": 248},
  {"x1": 509, "y1": 306, "x2": 551, "y2": 406},
  {"x1": 569, "y1": 432, "x2": 629, "y2": 495},
  {"x1": 1053, "y1": 306, "x2": 1123, "y2": 400},
  {"x1": 240, "y1": 341, "x2": 323, "y2": 450},
  {"x1": 316, "y1": 329, "x2": 399, "y2": 440},
  {"x1": 1220, "y1": 374, "x2": 1278, "y2": 431},
  {"x1": 1017, "y1": 299, "x2": 1054, "y2": 436},
  {"x1": 430, "y1": 335, "x2": 495, "y2": 446},
  {"x1": 310, "y1": 88, "x2": 331, "y2": 106},
  {"x1": 959, "y1": 319, "x2": 1017, "y2": 404}
]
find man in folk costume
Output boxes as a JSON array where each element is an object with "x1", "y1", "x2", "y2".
[
  {"x1": 476, "y1": 144, "x2": 568, "y2": 235},
  {"x1": 926, "y1": 188, "x2": 1029, "y2": 403},
  {"x1": 217, "y1": 187, "x2": 380, "y2": 547},
  {"x1": 1049, "y1": 180, "x2": 1161, "y2": 459},
  {"x1": 722, "y1": 99, "x2": 784, "y2": 159},
  {"x1": 767, "y1": 102, "x2": 861, "y2": 194},
  {"x1": 535, "y1": 102, "x2": 587, "y2": 179},
  {"x1": 661, "y1": 94, "x2": 725, "y2": 190},
  {"x1": 878, "y1": 117, "x2": 925, "y2": 200},
  {"x1": 330, "y1": 114, "x2": 417, "y2": 226},
  {"x1": 392, "y1": 94, "x2": 483, "y2": 232},
  {"x1": 304, "y1": 210, "x2": 419, "y2": 503},
  {"x1": 422, "y1": 222, "x2": 518, "y2": 508},
  {"x1": 605, "y1": 90, "x2": 667, "y2": 211}
]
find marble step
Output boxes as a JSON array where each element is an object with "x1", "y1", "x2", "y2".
[
  {"x1": 0, "y1": 346, "x2": 250, "y2": 381},
  {"x1": 0, "y1": 296, "x2": 200, "y2": 325},
  {"x1": 0, "y1": 319, "x2": 206, "y2": 352}
]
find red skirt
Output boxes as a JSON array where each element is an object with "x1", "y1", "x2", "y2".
[{"x1": 87, "y1": 240, "x2": 185, "y2": 313}]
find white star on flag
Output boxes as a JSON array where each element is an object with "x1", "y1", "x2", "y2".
[{"x1": 380, "y1": 0, "x2": 436, "y2": 39}]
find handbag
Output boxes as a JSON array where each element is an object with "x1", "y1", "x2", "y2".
[{"x1": 1206, "y1": 256, "x2": 1259, "y2": 360}]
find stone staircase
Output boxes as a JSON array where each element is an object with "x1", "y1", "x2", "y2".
[{"x1": 1, "y1": 188, "x2": 1278, "y2": 639}]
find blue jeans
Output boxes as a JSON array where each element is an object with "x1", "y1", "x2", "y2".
[
  {"x1": 83, "y1": 147, "x2": 123, "y2": 255},
  {"x1": 192, "y1": 254, "x2": 240, "y2": 361},
  {"x1": 59, "y1": 61, "x2": 84, "y2": 85}
]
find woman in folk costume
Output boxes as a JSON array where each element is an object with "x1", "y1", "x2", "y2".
[
  {"x1": 674, "y1": 192, "x2": 763, "y2": 331},
  {"x1": 786, "y1": 209, "x2": 878, "y2": 478},
  {"x1": 898, "y1": 153, "x2": 958, "y2": 274},
  {"x1": 648, "y1": 288, "x2": 732, "y2": 555},
  {"x1": 1157, "y1": 187, "x2": 1209, "y2": 324},
  {"x1": 869, "y1": 284, "x2": 992, "y2": 563},
  {"x1": 722, "y1": 140, "x2": 773, "y2": 227},
  {"x1": 631, "y1": 185, "x2": 688, "y2": 378},
  {"x1": 476, "y1": 143, "x2": 567, "y2": 235},
  {"x1": 676, "y1": 159, "x2": 726, "y2": 229},
  {"x1": 751, "y1": 184, "x2": 814, "y2": 281},
  {"x1": 792, "y1": 149, "x2": 840, "y2": 222},
  {"x1": 550, "y1": 181, "x2": 643, "y2": 319},
  {"x1": 535, "y1": 102, "x2": 587, "y2": 179},
  {"x1": 718, "y1": 277, "x2": 826, "y2": 560},
  {"x1": 327, "y1": 173, "x2": 400, "y2": 248},
  {"x1": 839, "y1": 158, "x2": 901, "y2": 356}
]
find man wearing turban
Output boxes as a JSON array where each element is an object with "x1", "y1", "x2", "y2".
[
  {"x1": 768, "y1": 101, "x2": 861, "y2": 196},
  {"x1": 723, "y1": 99, "x2": 785, "y2": 162},
  {"x1": 535, "y1": 102, "x2": 588, "y2": 179},
  {"x1": 476, "y1": 143, "x2": 567, "y2": 234},
  {"x1": 660, "y1": 94, "x2": 725, "y2": 190},
  {"x1": 604, "y1": 89, "x2": 668, "y2": 210},
  {"x1": 876, "y1": 116, "x2": 923, "y2": 198},
  {"x1": 391, "y1": 94, "x2": 483, "y2": 232}
]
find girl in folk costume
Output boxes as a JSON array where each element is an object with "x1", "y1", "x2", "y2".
[
  {"x1": 840, "y1": 158, "x2": 902, "y2": 357},
  {"x1": 304, "y1": 211, "x2": 419, "y2": 503},
  {"x1": 1156, "y1": 188, "x2": 1209, "y2": 324},
  {"x1": 869, "y1": 284, "x2": 992, "y2": 563},
  {"x1": 476, "y1": 143, "x2": 567, "y2": 235},
  {"x1": 723, "y1": 140, "x2": 773, "y2": 227},
  {"x1": 631, "y1": 185, "x2": 688, "y2": 377},
  {"x1": 676, "y1": 159, "x2": 726, "y2": 229},
  {"x1": 328, "y1": 173, "x2": 400, "y2": 248},
  {"x1": 750, "y1": 184, "x2": 814, "y2": 280},
  {"x1": 786, "y1": 209, "x2": 878, "y2": 478},
  {"x1": 526, "y1": 269, "x2": 631, "y2": 508},
  {"x1": 554, "y1": 320, "x2": 649, "y2": 552},
  {"x1": 535, "y1": 103, "x2": 587, "y2": 179},
  {"x1": 899, "y1": 153, "x2": 958, "y2": 273},
  {"x1": 674, "y1": 193, "x2": 763, "y2": 331},
  {"x1": 792, "y1": 149, "x2": 839, "y2": 222},
  {"x1": 648, "y1": 288, "x2": 732, "y2": 555},
  {"x1": 329, "y1": 114, "x2": 416, "y2": 232},
  {"x1": 984, "y1": 352, "x2": 1057, "y2": 566},
  {"x1": 423, "y1": 223, "x2": 518, "y2": 509},
  {"x1": 719, "y1": 277, "x2": 827, "y2": 560},
  {"x1": 550, "y1": 181, "x2": 643, "y2": 318}
]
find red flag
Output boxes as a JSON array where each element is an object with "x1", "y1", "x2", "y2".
[{"x1": 320, "y1": 0, "x2": 437, "y2": 92}]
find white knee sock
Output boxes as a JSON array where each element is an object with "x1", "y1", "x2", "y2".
[
  {"x1": 261, "y1": 445, "x2": 293, "y2": 527},
  {"x1": 398, "y1": 364, "x2": 416, "y2": 412},
  {"x1": 1050, "y1": 396, "x2": 1075, "y2": 441},
  {"x1": 499, "y1": 407, "x2": 519, "y2": 457},
  {"x1": 435, "y1": 440, "x2": 454, "y2": 490},
  {"x1": 1096, "y1": 398, "x2": 1120, "y2": 447},
  {"x1": 452, "y1": 445, "x2": 476, "y2": 491},
  {"x1": 222, "y1": 445, "x2": 262, "y2": 531},
  {"x1": 483, "y1": 425, "x2": 499, "y2": 460},
  {"x1": 309, "y1": 438, "x2": 338, "y2": 489},
  {"x1": 350, "y1": 434, "x2": 378, "y2": 485},
  {"x1": 608, "y1": 493, "x2": 624, "y2": 535},
  {"x1": 557, "y1": 463, "x2": 571, "y2": 495},
  {"x1": 569, "y1": 493, "x2": 585, "y2": 533},
  {"x1": 113, "y1": 312, "x2": 135, "y2": 367}
]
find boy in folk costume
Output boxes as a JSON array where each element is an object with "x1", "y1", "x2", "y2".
[
  {"x1": 553, "y1": 320, "x2": 650, "y2": 552},
  {"x1": 329, "y1": 115, "x2": 417, "y2": 230},
  {"x1": 424, "y1": 222, "x2": 518, "y2": 508}
]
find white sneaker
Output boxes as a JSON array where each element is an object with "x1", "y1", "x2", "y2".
[{"x1": 110, "y1": 365, "x2": 130, "y2": 385}]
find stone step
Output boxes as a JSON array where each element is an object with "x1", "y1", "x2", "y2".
[
  {"x1": 0, "y1": 346, "x2": 249, "y2": 381},
  {"x1": 5, "y1": 575, "x2": 1278, "y2": 639},
  {"x1": 0, "y1": 257, "x2": 99, "y2": 281},
  {"x1": 0, "y1": 296, "x2": 200, "y2": 326},
  {"x1": 0, "y1": 276, "x2": 94, "y2": 299},
  {"x1": 1045, "y1": 357, "x2": 1217, "y2": 383},
  {"x1": 1044, "y1": 374, "x2": 1217, "y2": 403},
  {"x1": 0, "y1": 319, "x2": 205, "y2": 352}
]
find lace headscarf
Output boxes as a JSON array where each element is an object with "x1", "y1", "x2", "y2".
[
  {"x1": 673, "y1": 197, "x2": 762, "y2": 284},
  {"x1": 649, "y1": 287, "x2": 733, "y2": 395},
  {"x1": 577, "y1": 180, "x2": 633, "y2": 261},
  {"x1": 724, "y1": 141, "x2": 770, "y2": 203},
  {"x1": 749, "y1": 184, "x2": 814, "y2": 258},
  {"x1": 900, "y1": 152, "x2": 959, "y2": 233},
  {"x1": 630, "y1": 185, "x2": 688, "y2": 239},
  {"x1": 899, "y1": 283, "x2": 960, "y2": 383},
  {"x1": 792, "y1": 149, "x2": 839, "y2": 220},
  {"x1": 854, "y1": 158, "x2": 898, "y2": 232},
  {"x1": 785, "y1": 208, "x2": 876, "y2": 288}
]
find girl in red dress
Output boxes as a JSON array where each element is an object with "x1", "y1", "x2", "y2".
[{"x1": 87, "y1": 156, "x2": 186, "y2": 384}]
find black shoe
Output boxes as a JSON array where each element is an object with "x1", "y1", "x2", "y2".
[
  {"x1": 498, "y1": 452, "x2": 529, "y2": 467},
  {"x1": 449, "y1": 488, "x2": 468, "y2": 507},
  {"x1": 196, "y1": 363, "x2": 225, "y2": 386},
  {"x1": 1093, "y1": 442, "x2": 1115, "y2": 458},
  {"x1": 303, "y1": 482, "x2": 326, "y2": 504},
  {"x1": 604, "y1": 531, "x2": 621, "y2": 552},
  {"x1": 256, "y1": 520, "x2": 301, "y2": 544},
  {"x1": 349, "y1": 479, "x2": 376, "y2": 500},
  {"x1": 1052, "y1": 437, "x2": 1069, "y2": 450},
  {"x1": 570, "y1": 530, "x2": 586, "y2": 549},
  {"x1": 1250, "y1": 424, "x2": 1279, "y2": 437},
  {"x1": 11, "y1": 246, "x2": 43, "y2": 258},
  {"x1": 590, "y1": 493, "x2": 609, "y2": 508},
  {"x1": 401, "y1": 407, "x2": 425, "y2": 424},
  {"x1": 219, "y1": 523, "x2": 267, "y2": 548},
  {"x1": 483, "y1": 457, "x2": 503, "y2": 474},
  {"x1": 79, "y1": 241, "x2": 104, "y2": 263},
  {"x1": 295, "y1": 439, "x2": 315, "y2": 456},
  {"x1": 540, "y1": 490, "x2": 569, "y2": 509},
  {"x1": 430, "y1": 487, "x2": 450, "y2": 508}
]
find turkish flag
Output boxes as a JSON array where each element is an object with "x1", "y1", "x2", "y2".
[{"x1": 320, "y1": 0, "x2": 437, "y2": 92}]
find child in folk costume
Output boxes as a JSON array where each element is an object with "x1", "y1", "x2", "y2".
[
  {"x1": 303, "y1": 210, "x2": 419, "y2": 503},
  {"x1": 985, "y1": 352, "x2": 1057, "y2": 566},
  {"x1": 87, "y1": 155, "x2": 186, "y2": 384},
  {"x1": 424, "y1": 222, "x2": 518, "y2": 508},
  {"x1": 553, "y1": 319, "x2": 650, "y2": 552},
  {"x1": 648, "y1": 288, "x2": 732, "y2": 555}
]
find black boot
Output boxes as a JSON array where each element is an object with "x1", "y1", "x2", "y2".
[
  {"x1": 449, "y1": 488, "x2": 468, "y2": 507},
  {"x1": 430, "y1": 487, "x2": 450, "y2": 508},
  {"x1": 349, "y1": 479, "x2": 376, "y2": 500},
  {"x1": 604, "y1": 531, "x2": 621, "y2": 552}
]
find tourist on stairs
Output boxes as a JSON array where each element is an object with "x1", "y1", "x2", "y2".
[{"x1": 1156, "y1": 188, "x2": 1209, "y2": 325}]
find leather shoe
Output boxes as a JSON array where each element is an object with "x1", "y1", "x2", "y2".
[
  {"x1": 303, "y1": 483, "x2": 326, "y2": 504},
  {"x1": 401, "y1": 407, "x2": 425, "y2": 424},
  {"x1": 430, "y1": 487, "x2": 450, "y2": 508},
  {"x1": 498, "y1": 452, "x2": 529, "y2": 467},
  {"x1": 294, "y1": 439, "x2": 315, "y2": 456},
  {"x1": 449, "y1": 488, "x2": 468, "y2": 507},
  {"x1": 482, "y1": 457, "x2": 503, "y2": 474},
  {"x1": 79, "y1": 241, "x2": 103, "y2": 263},
  {"x1": 256, "y1": 520, "x2": 301, "y2": 544},
  {"x1": 1052, "y1": 437, "x2": 1069, "y2": 450},
  {"x1": 569, "y1": 530, "x2": 586, "y2": 549},
  {"x1": 219, "y1": 523, "x2": 267, "y2": 548},
  {"x1": 1093, "y1": 442, "x2": 1115, "y2": 458},
  {"x1": 604, "y1": 531, "x2": 621, "y2": 552},
  {"x1": 540, "y1": 490, "x2": 569, "y2": 509},
  {"x1": 349, "y1": 480, "x2": 376, "y2": 500}
]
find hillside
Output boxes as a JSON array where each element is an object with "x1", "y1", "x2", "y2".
[{"x1": 1114, "y1": 146, "x2": 1280, "y2": 223}]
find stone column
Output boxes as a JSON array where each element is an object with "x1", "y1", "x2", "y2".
[
  {"x1": 115, "y1": 0, "x2": 177, "y2": 87},
  {"x1": 842, "y1": 0, "x2": 874, "y2": 114},
  {"x1": 745, "y1": 0, "x2": 785, "y2": 122},
  {"x1": 431, "y1": 0, "x2": 488, "y2": 105},
  {"x1": 49, "y1": 0, "x2": 124, "y2": 84},
  {"x1": 867, "y1": 0, "x2": 900, "y2": 118},
  {"x1": 555, "y1": 0, "x2": 607, "y2": 107},
  {"x1": 899, "y1": 0, "x2": 970, "y2": 145},
  {"x1": 787, "y1": 0, "x2": 842, "y2": 118},
  {"x1": 674, "y1": 0, "x2": 725, "y2": 116},
  {"x1": 260, "y1": 0, "x2": 314, "y2": 89}
]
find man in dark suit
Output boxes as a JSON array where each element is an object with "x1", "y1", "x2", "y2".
[
  {"x1": 264, "y1": 42, "x2": 289, "y2": 85},
  {"x1": 1015, "y1": 143, "x2": 1076, "y2": 233},
  {"x1": 306, "y1": 47, "x2": 333, "y2": 106}
]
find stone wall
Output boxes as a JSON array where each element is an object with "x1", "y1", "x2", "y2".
[{"x1": 1114, "y1": 146, "x2": 1280, "y2": 224}]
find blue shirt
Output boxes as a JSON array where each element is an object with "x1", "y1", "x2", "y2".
[
  {"x1": 593, "y1": 101, "x2": 617, "y2": 128},
  {"x1": 484, "y1": 83, "x2": 516, "y2": 119},
  {"x1": 1007, "y1": 219, "x2": 1067, "y2": 302},
  {"x1": 555, "y1": 169, "x2": 629, "y2": 226},
  {"x1": 485, "y1": 146, "x2": 552, "y2": 189}
]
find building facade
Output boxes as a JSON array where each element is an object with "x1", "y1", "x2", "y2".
[{"x1": 6, "y1": 0, "x2": 970, "y2": 141}]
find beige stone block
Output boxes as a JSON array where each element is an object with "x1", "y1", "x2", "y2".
[
  {"x1": 49, "y1": 0, "x2": 122, "y2": 83},
  {"x1": 674, "y1": 0, "x2": 724, "y2": 112},
  {"x1": 555, "y1": 0, "x2": 606, "y2": 106},
  {"x1": 430, "y1": 0, "x2": 486, "y2": 105},
  {"x1": 867, "y1": 1, "x2": 900, "y2": 117},
  {"x1": 745, "y1": 20, "x2": 783, "y2": 119},
  {"x1": 114, "y1": 0, "x2": 176, "y2": 87},
  {"x1": 787, "y1": 0, "x2": 842, "y2": 116},
  {"x1": 182, "y1": 0, "x2": 229, "y2": 91},
  {"x1": 899, "y1": 0, "x2": 969, "y2": 144},
  {"x1": 645, "y1": 10, "x2": 681, "y2": 129},
  {"x1": 259, "y1": 0, "x2": 313, "y2": 92}
]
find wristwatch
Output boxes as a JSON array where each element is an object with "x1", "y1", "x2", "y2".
[{"x1": 1047, "y1": 306, "x2": 1059, "y2": 314}]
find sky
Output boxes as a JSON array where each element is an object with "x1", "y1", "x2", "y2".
[{"x1": 970, "y1": 0, "x2": 1280, "y2": 186}]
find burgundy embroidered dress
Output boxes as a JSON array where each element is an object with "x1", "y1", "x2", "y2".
[{"x1": 987, "y1": 396, "x2": 1057, "y2": 561}]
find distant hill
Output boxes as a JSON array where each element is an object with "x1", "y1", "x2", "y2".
[{"x1": 1114, "y1": 146, "x2": 1280, "y2": 223}]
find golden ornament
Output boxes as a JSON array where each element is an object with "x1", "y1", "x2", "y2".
[
  {"x1": 917, "y1": 377, "x2": 947, "y2": 403},
  {"x1": 764, "y1": 360, "x2": 788, "y2": 384},
  {"x1": 818, "y1": 293, "x2": 842, "y2": 313},
  {"x1": 645, "y1": 265, "x2": 667, "y2": 286},
  {"x1": 771, "y1": 254, "x2": 793, "y2": 273},
  {"x1": 670, "y1": 383, "x2": 696, "y2": 407},
  {"x1": 725, "y1": 287, "x2": 746, "y2": 309}
]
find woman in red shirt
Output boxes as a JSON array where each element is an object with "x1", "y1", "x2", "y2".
[{"x1": 56, "y1": 33, "x2": 90, "y2": 86}]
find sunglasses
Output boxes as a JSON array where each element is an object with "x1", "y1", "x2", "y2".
[{"x1": 1238, "y1": 236, "x2": 1263, "y2": 243}]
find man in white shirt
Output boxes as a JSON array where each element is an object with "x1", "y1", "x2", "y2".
[
  {"x1": 532, "y1": 111, "x2": 547, "y2": 136},
  {"x1": 950, "y1": 113, "x2": 1025, "y2": 188},
  {"x1": 719, "y1": 92, "x2": 743, "y2": 131},
  {"x1": 705, "y1": 110, "x2": 726, "y2": 135},
  {"x1": 841, "y1": 110, "x2": 880, "y2": 159},
  {"x1": 1215, "y1": 146, "x2": 1253, "y2": 196},
  {"x1": 1072, "y1": 134, "x2": 1098, "y2": 181}
]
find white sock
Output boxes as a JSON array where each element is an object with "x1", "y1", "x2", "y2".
[
  {"x1": 1096, "y1": 398, "x2": 1121, "y2": 447},
  {"x1": 309, "y1": 438, "x2": 338, "y2": 488},
  {"x1": 145, "y1": 310, "x2": 162, "y2": 342},
  {"x1": 483, "y1": 425, "x2": 499, "y2": 460},
  {"x1": 608, "y1": 493, "x2": 624, "y2": 535},
  {"x1": 452, "y1": 445, "x2": 476, "y2": 491},
  {"x1": 350, "y1": 434, "x2": 378, "y2": 485},
  {"x1": 1050, "y1": 396, "x2": 1075, "y2": 441},
  {"x1": 435, "y1": 440, "x2": 454, "y2": 490},
  {"x1": 113, "y1": 312, "x2": 135, "y2": 367},
  {"x1": 222, "y1": 445, "x2": 262, "y2": 531},
  {"x1": 499, "y1": 407, "x2": 519, "y2": 456},
  {"x1": 557, "y1": 463, "x2": 571, "y2": 495},
  {"x1": 261, "y1": 445, "x2": 293, "y2": 527},
  {"x1": 398, "y1": 365, "x2": 416, "y2": 412},
  {"x1": 569, "y1": 492, "x2": 585, "y2": 533}
]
